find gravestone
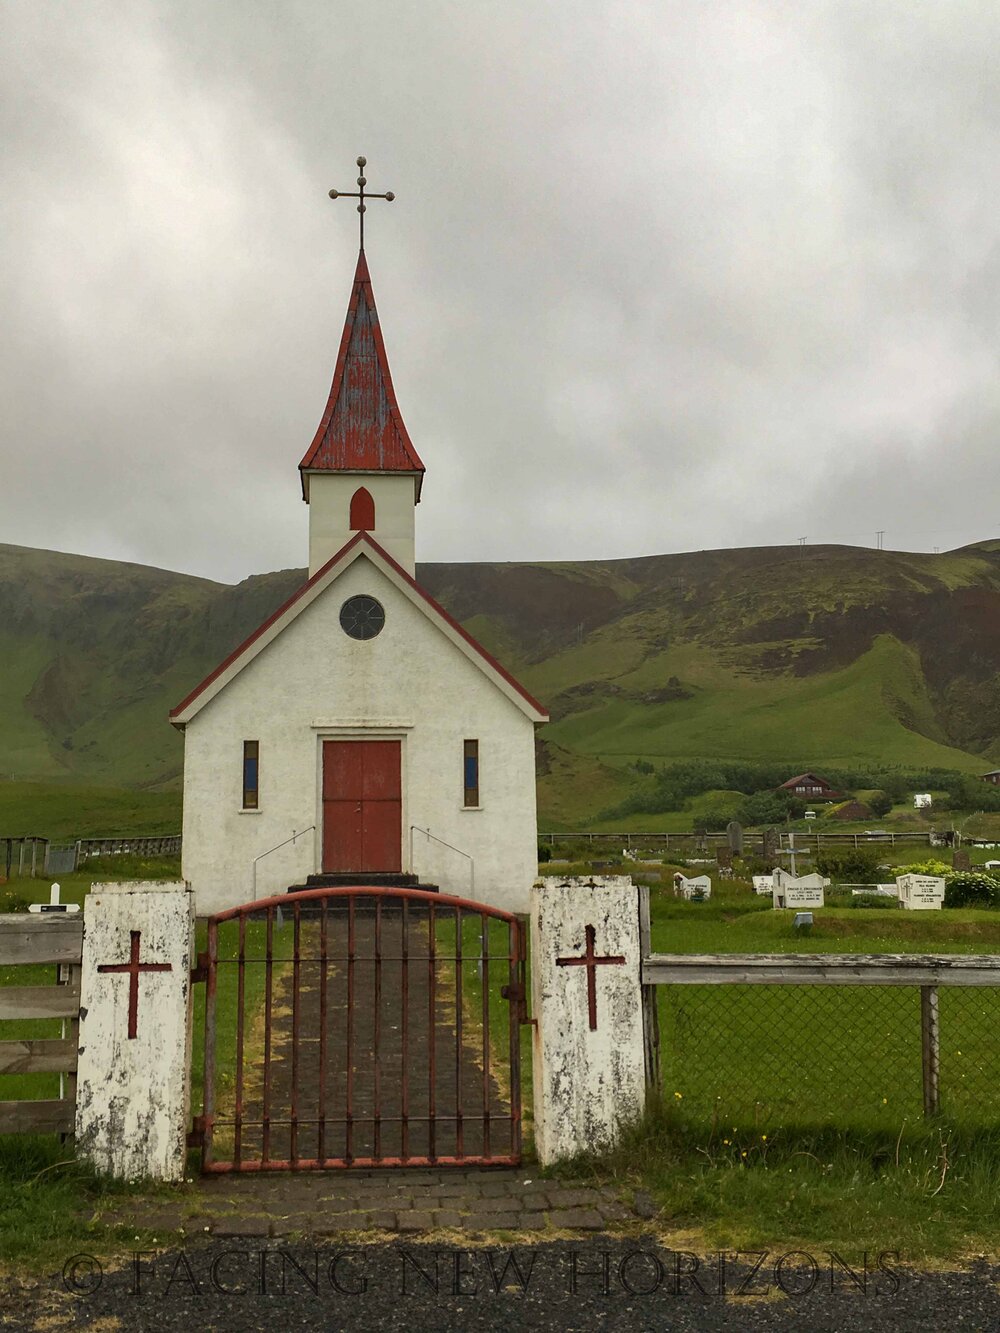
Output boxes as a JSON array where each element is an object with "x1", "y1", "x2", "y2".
[
  {"x1": 673, "y1": 873, "x2": 712, "y2": 901},
  {"x1": 952, "y1": 850, "x2": 972, "y2": 872},
  {"x1": 727, "y1": 820, "x2": 744, "y2": 855},
  {"x1": 762, "y1": 827, "x2": 779, "y2": 863},
  {"x1": 772, "y1": 870, "x2": 827, "y2": 910},
  {"x1": 752, "y1": 875, "x2": 773, "y2": 895},
  {"x1": 896, "y1": 874, "x2": 945, "y2": 911},
  {"x1": 716, "y1": 846, "x2": 733, "y2": 871}
]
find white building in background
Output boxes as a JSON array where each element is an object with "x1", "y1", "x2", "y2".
[
  {"x1": 171, "y1": 249, "x2": 547, "y2": 915},
  {"x1": 914, "y1": 793, "x2": 933, "y2": 809}
]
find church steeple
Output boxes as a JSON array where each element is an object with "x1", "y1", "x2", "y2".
[
  {"x1": 300, "y1": 254, "x2": 424, "y2": 577},
  {"x1": 299, "y1": 249, "x2": 424, "y2": 499}
]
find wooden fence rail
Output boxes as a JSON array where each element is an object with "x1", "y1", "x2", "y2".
[
  {"x1": 0, "y1": 913, "x2": 82, "y2": 1135},
  {"x1": 76, "y1": 834, "x2": 182, "y2": 862},
  {"x1": 540, "y1": 830, "x2": 942, "y2": 849}
]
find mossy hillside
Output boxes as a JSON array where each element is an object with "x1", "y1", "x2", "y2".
[{"x1": 3, "y1": 539, "x2": 1000, "y2": 829}]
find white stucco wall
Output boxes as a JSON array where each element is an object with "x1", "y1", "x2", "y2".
[
  {"x1": 307, "y1": 472, "x2": 419, "y2": 575},
  {"x1": 180, "y1": 553, "x2": 539, "y2": 916}
]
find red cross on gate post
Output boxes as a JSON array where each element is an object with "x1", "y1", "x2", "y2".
[
  {"x1": 555, "y1": 923, "x2": 626, "y2": 1031},
  {"x1": 97, "y1": 930, "x2": 173, "y2": 1040}
]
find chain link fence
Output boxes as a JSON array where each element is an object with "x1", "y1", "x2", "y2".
[{"x1": 657, "y1": 982, "x2": 1000, "y2": 1131}]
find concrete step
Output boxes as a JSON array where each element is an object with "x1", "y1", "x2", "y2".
[
  {"x1": 284, "y1": 875, "x2": 441, "y2": 911},
  {"x1": 302, "y1": 871, "x2": 422, "y2": 889}
]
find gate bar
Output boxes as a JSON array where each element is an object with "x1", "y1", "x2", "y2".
[{"x1": 401, "y1": 896, "x2": 410, "y2": 1162}]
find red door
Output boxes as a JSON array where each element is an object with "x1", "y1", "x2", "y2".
[{"x1": 322, "y1": 741, "x2": 402, "y2": 873}]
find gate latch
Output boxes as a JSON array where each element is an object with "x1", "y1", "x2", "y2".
[
  {"x1": 187, "y1": 1115, "x2": 206, "y2": 1148},
  {"x1": 501, "y1": 982, "x2": 536, "y2": 1026},
  {"x1": 190, "y1": 951, "x2": 210, "y2": 984}
]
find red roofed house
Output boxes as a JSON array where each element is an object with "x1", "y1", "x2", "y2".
[
  {"x1": 777, "y1": 773, "x2": 844, "y2": 802},
  {"x1": 170, "y1": 247, "x2": 547, "y2": 914}
]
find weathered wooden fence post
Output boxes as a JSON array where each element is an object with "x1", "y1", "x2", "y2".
[
  {"x1": 921, "y1": 985, "x2": 940, "y2": 1117},
  {"x1": 638, "y1": 883, "x2": 660, "y2": 1094},
  {"x1": 530, "y1": 875, "x2": 646, "y2": 1165},
  {"x1": 76, "y1": 881, "x2": 195, "y2": 1180}
]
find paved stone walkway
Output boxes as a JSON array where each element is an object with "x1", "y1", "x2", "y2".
[{"x1": 97, "y1": 1167, "x2": 653, "y2": 1238}]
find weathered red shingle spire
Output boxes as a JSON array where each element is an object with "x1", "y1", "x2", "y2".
[{"x1": 299, "y1": 250, "x2": 424, "y2": 500}]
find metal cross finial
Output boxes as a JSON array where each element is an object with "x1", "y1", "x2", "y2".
[{"x1": 328, "y1": 155, "x2": 395, "y2": 251}]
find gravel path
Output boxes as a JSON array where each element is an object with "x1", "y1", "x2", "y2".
[{"x1": 3, "y1": 1241, "x2": 999, "y2": 1331}]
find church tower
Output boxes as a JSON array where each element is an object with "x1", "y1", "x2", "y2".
[{"x1": 299, "y1": 249, "x2": 424, "y2": 576}]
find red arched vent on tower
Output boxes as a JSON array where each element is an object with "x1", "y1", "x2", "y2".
[{"x1": 349, "y1": 487, "x2": 376, "y2": 531}]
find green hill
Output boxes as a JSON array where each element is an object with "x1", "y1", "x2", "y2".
[{"x1": 1, "y1": 539, "x2": 999, "y2": 831}]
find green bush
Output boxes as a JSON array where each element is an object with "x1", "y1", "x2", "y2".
[
  {"x1": 869, "y1": 790, "x2": 893, "y2": 817},
  {"x1": 943, "y1": 871, "x2": 1000, "y2": 908},
  {"x1": 537, "y1": 843, "x2": 552, "y2": 863},
  {"x1": 815, "y1": 848, "x2": 882, "y2": 881},
  {"x1": 897, "y1": 858, "x2": 950, "y2": 877}
]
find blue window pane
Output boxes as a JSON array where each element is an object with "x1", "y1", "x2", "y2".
[
  {"x1": 244, "y1": 758, "x2": 258, "y2": 789},
  {"x1": 464, "y1": 756, "x2": 478, "y2": 788}
]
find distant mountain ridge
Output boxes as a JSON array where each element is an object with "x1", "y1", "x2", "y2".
[{"x1": 1, "y1": 540, "x2": 998, "y2": 824}]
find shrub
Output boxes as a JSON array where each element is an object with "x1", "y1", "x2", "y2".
[
  {"x1": 897, "y1": 858, "x2": 950, "y2": 878},
  {"x1": 537, "y1": 843, "x2": 552, "y2": 863},
  {"x1": 869, "y1": 790, "x2": 893, "y2": 817},
  {"x1": 815, "y1": 848, "x2": 882, "y2": 881},
  {"x1": 943, "y1": 871, "x2": 1000, "y2": 909}
]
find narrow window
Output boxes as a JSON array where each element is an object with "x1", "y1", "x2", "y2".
[
  {"x1": 243, "y1": 740, "x2": 259, "y2": 809},
  {"x1": 464, "y1": 739, "x2": 479, "y2": 808},
  {"x1": 349, "y1": 486, "x2": 376, "y2": 531}
]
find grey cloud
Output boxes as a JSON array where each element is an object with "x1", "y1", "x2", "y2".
[{"x1": 1, "y1": 1, "x2": 997, "y2": 580}]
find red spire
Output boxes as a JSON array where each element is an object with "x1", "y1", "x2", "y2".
[{"x1": 299, "y1": 250, "x2": 424, "y2": 498}]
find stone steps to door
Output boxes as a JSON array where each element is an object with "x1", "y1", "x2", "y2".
[{"x1": 284, "y1": 873, "x2": 441, "y2": 910}]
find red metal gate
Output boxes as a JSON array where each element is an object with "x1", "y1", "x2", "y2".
[{"x1": 194, "y1": 888, "x2": 526, "y2": 1172}]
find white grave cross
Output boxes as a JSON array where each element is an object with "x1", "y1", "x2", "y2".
[{"x1": 28, "y1": 883, "x2": 80, "y2": 914}]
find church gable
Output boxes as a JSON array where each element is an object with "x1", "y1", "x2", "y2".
[{"x1": 170, "y1": 533, "x2": 548, "y2": 727}]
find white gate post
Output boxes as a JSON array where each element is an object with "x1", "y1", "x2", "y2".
[
  {"x1": 75, "y1": 882, "x2": 195, "y2": 1181},
  {"x1": 530, "y1": 875, "x2": 646, "y2": 1166}
]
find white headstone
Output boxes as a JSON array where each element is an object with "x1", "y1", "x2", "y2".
[
  {"x1": 772, "y1": 870, "x2": 827, "y2": 909},
  {"x1": 530, "y1": 876, "x2": 645, "y2": 1166},
  {"x1": 76, "y1": 882, "x2": 195, "y2": 1180},
  {"x1": 896, "y1": 874, "x2": 945, "y2": 910},
  {"x1": 672, "y1": 873, "x2": 712, "y2": 900},
  {"x1": 753, "y1": 875, "x2": 773, "y2": 896}
]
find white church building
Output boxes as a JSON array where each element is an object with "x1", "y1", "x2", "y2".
[{"x1": 170, "y1": 247, "x2": 548, "y2": 915}]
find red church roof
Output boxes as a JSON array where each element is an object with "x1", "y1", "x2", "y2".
[{"x1": 299, "y1": 250, "x2": 424, "y2": 498}]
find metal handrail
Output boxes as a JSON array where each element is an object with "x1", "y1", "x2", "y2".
[
  {"x1": 251, "y1": 826, "x2": 315, "y2": 901},
  {"x1": 409, "y1": 825, "x2": 474, "y2": 897}
]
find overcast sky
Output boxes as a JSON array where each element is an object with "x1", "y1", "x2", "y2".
[{"x1": 2, "y1": 2, "x2": 997, "y2": 584}]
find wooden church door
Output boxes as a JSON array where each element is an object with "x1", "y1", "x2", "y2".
[{"x1": 322, "y1": 740, "x2": 402, "y2": 873}]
